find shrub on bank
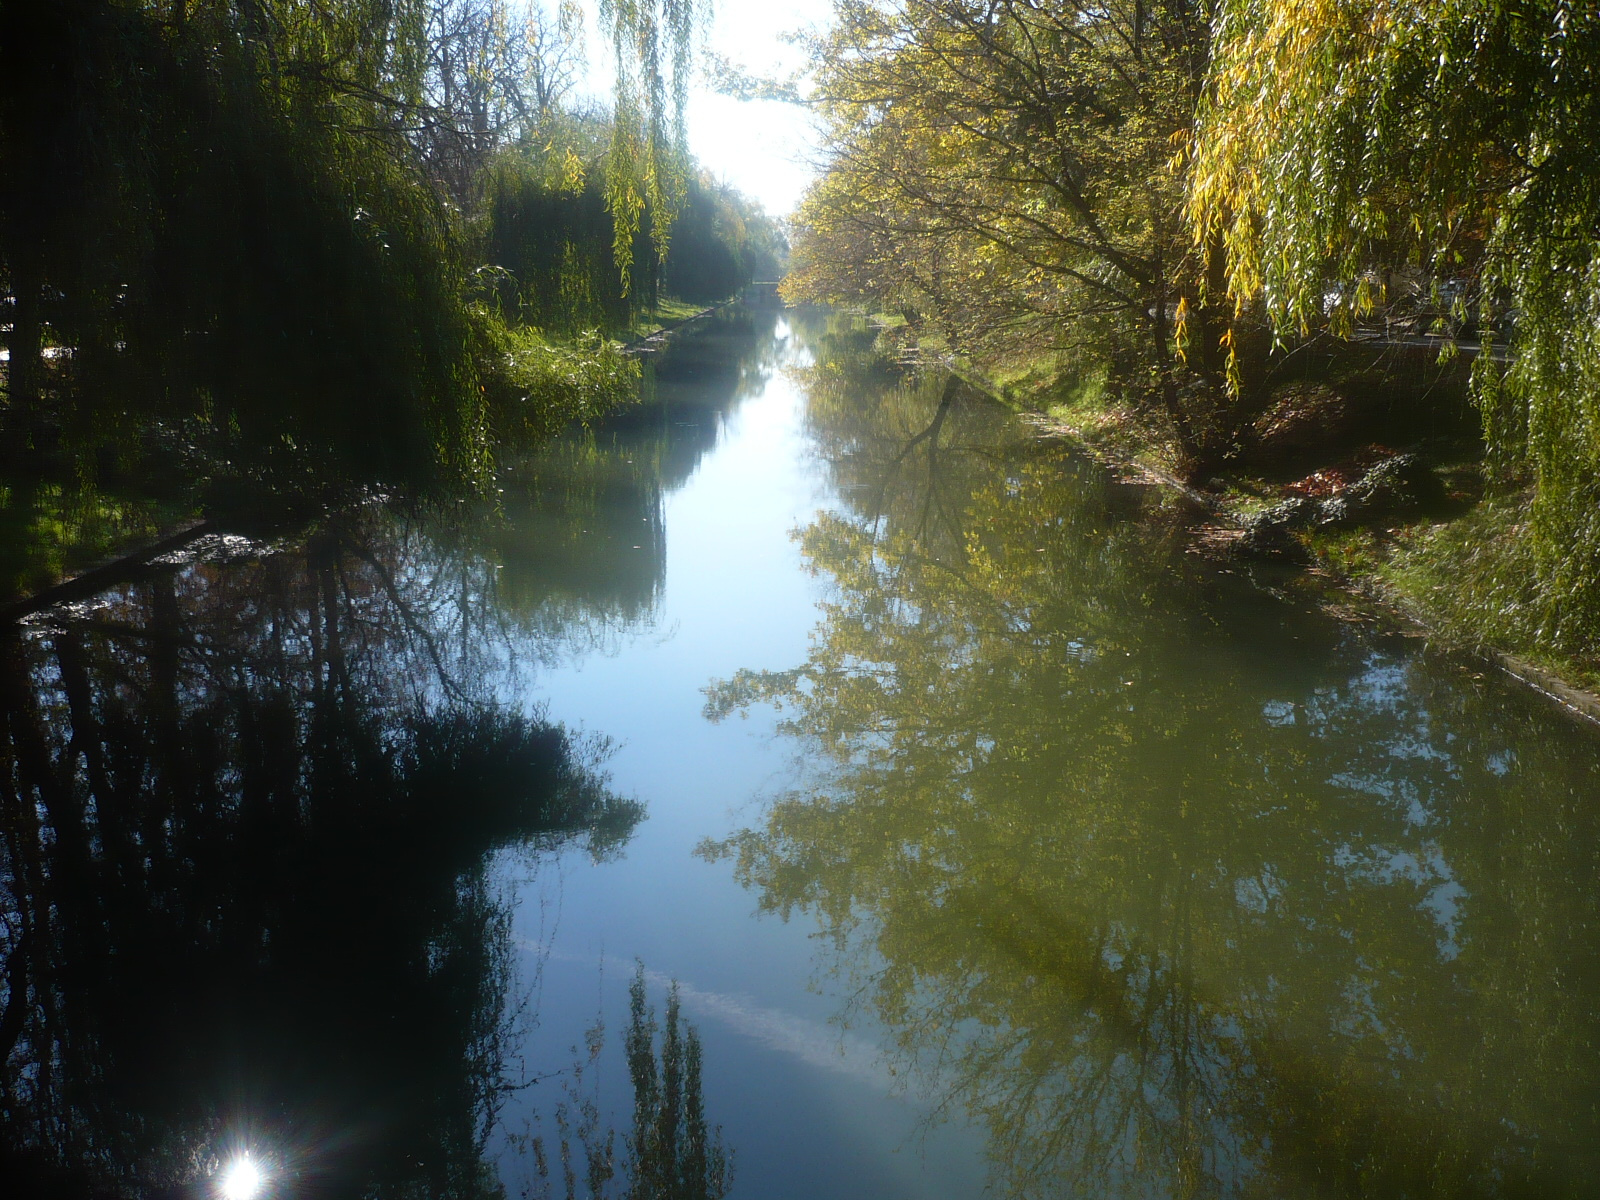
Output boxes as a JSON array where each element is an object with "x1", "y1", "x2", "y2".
[{"x1": 477, "y1": 312, "x2": 643, "y2": 445}]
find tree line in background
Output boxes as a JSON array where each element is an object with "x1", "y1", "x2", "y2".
[
  {"x1": 0, "y1": 0, "x2": 785, "y2": 519},
  {"x1": 785, "y1": 0, "x2": 1600, "y2": 667}
]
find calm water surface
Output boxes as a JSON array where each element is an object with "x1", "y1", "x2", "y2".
[{"x1": 6, "y1": 309, "x2": 1600, "y2": 1198}]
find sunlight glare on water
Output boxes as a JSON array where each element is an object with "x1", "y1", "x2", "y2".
[{"x1": 217, "y1": 1155, "x2": 265, "y2": 1200}]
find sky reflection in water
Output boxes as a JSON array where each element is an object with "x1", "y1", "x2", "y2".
[
  {"x1": 506, "y1": 309, "x2": 1600, "y2": 1199},
  {"x1": 7, "y1": 310, "x2": 1600, "y2": 1199}
]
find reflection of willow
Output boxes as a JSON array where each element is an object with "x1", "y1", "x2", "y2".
[
  {"x1": 706, "y1": 372, "x2": 1600, "y2": 1197},
  {"x1": 484, "y1": 433, "x2": 673, "y2": 661},
  {"x1": 454, "y1": 308, "x2": 787, "y2": 666},
  {"x1": 0, "y1": 518, "x2": 641, "y2": 1196},
  {"x1": 514, "y1": 965, "x2": 732, "y2": 1200}
]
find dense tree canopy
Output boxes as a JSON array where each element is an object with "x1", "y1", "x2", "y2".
[
  {"x1": 780, "y1": 0, "x2": 1600, "y2": 664},
  {"x1": 0, "y1": 0, "x2": 781, "y2": 603},
  {"x1": 1189, "y1": 0, "x2": 1600, "y2": 657},
  {"x1": 785, "y1": 0, "x2": 1240, "y2": 462},
  {"x1": 0, "y1": 0, "x2": 482, "y2": 485},
  {"x1": 418, "y1": 0, "x2": 587, "y2": 205},
  {"x1": 484, "y1": 155, "x2": 785, "y2": 333}
]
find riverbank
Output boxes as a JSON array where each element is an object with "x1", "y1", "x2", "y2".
[
  {"x1": 0, "y1": 300, "x2": 742, "y2": 625},
  {"x1": 619, "y1": 298, "x2": 730, "y2": 357},
  {"x1": 944, "y1": 353, "x2": 1600, "y2": 725}
]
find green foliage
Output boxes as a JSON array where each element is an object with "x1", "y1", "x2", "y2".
[
  {"x1": 0, "y1": 482, "x2": 183, "y2": 604},
  {"x1": 0, "y1": 0, "x2": 489, "y2": 495},
  {"x1": 0, "y1": 0, "x2": 786, "y2": 606},
  {"x1": 0, "y1": 0, "x2": 778, "y2": 615},
  {"x1": 664, "y1": 177, "x2": 788, "y2": 304},
  {"x1": 483, "y1": 146, "x2": 784, "y2": 333},
  {"x1": 478, "y1": 310, "x2": 643, "y2": 440},
  {"x1": 423, "y1": 307, "x2": 777, "y2": 673},
  {"x1": 1191, "y1": 0, "x2": 1600, "y2": 657},
  {"x1": 417, "y1": 0, "x2": 588, "y2": 206},
  {"x1": 785, "y1": 0, "x2": 1238, "y2": 463},
  {"x1": 623, "y1": 967, "x2": 732, "y2": 1200},
  {"x1": 483, "y1": 146, "x2": 651, "y2": 332},
  {"x1": 1372, "y1": 491, "x2": 1600, "y2": 685},
  {"x1": 598, "y1": 0, "x2": 708, "y2": 290}
]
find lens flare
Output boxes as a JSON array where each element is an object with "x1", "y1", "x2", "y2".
[{"x1": 218, "y1": 1155, "x2": 265, "y2": 1200}]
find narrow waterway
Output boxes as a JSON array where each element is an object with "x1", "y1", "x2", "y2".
[{"x1": 6, "y1": 308, "x2": 1600, "y2": 1198}]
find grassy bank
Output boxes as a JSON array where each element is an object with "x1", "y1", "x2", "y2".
[
  {"x1": 1308, "y1": 497, "x2": 1600, "y2": 699},
  {"x1": 620, "y1": 298, "x2": 713, "y2": 344},
  {"x1": 909, "y1": 328, "x2": 1600, "y2": 717},
  {"x1": 0, "y1": 319, "x2": 642, "y2": 608}
]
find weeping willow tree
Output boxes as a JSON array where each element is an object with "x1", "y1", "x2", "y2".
[
  {"x1": 0, "y1": 0, "x2": 744, "y2": 575},
  {"x1": 483, "y1": 149, "x2": 785, "y2": 334},
  {"x1": 0, "y1": 0, "x2": 685, "y2": 601},
  {"x1": 0, "y1": 0, "x2": 489, "y2": 498},
  {"x1": 484, "y1": 147, "x2": 656, "y2": 333},
  {"x1": 598, "y1": 0, "x2": 707, "y2": 294},
  {"x1": 1189, "y1": 0, "x2": 1600, "y2": 660}
]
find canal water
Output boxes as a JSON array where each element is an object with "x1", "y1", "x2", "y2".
[{"x1": 6, "y1": 307, "x2": 1600, "y2": 1198}]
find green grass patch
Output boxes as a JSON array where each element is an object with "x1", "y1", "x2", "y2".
[
  {"x1": 0, "y1": 482, "x2": 179, "y2": 603},
  {"x1": 478, "y1": 313, "x2": 643, "y2": 444},
  {"x1": 1304, "y1": 493, "x2": 1600, "y2": 691},
  {"x1": 620, "y1": 297, "x2": 710, "y2": 343},
  {"x1": 989, "y1": 351, "x2": 1104, "y2": 411}
]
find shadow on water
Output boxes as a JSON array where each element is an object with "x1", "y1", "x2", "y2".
[
  {"x1": 704, "y1": 317, "x2": 1600, "y2": 1199},
  {"x1": 0, "y1": 514, "x2": 642, "y2": 1198}
]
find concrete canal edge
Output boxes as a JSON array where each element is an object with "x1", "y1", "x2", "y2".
[{"x1": 619, "y1": 305, "x2": 723, "y2": 359}]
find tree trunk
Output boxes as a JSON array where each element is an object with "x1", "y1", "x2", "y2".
[{"x1": 8, "y1": 261, "x2": 43, "y2": 411}]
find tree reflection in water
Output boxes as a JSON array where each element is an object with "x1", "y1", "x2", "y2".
[
  {"x1": 705, "y1": 320, "x2": 1600, "y2": 1198},
  {"x1": 0, "y1": 307, "x2": 778, "y2": 1198},
  {"x1": 0, "y1": 514, "x2": 641, "y2": 1197},
  {"x1": 448, "y1": 307, "x2": 789, "y2": 668}
]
